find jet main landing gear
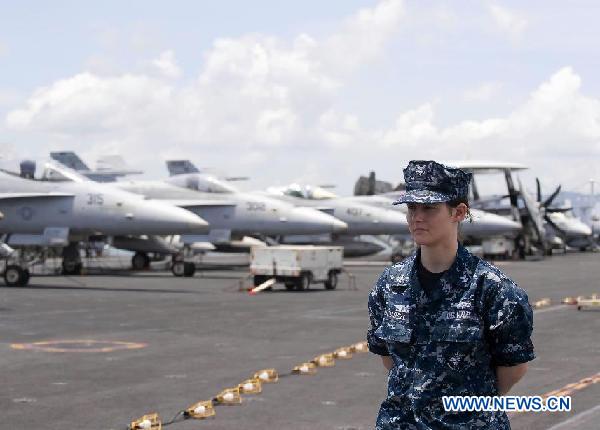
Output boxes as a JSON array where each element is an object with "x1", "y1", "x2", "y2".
[{"x1": 171, "y1": 261, "x2": 196, "y2": 277}]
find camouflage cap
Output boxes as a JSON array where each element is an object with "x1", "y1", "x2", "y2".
[{"x1": 393, "y1": 160, "x2": 472, "y2": 205}]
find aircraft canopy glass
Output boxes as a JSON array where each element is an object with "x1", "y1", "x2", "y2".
[
  {"x1": 270, "y1": 183, "x2": 338, "y2": 200},
  {"x1": 179, "y1": 174, "x2": 238, "y2": 194},
  {"x1": 40, "y1": 161, "x2": 88, "y2": 183}
]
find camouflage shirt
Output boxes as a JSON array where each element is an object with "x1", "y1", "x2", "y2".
[{"x1": 367, "y1": 244, "x2": 535, "y2": 429}]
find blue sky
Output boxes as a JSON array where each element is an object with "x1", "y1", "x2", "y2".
[{"x1": 1, "y1": 1, "x2": 600, "y2": 196}]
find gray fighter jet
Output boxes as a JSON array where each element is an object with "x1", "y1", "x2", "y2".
[
  {"x1": 164, "y1": 161, "x2": 409, "y2": 257},
  {"x1": 0, "y1": 161, "x2": 208, "y2": 285},
  {"x1": 264, "y1": 183, "x2": 410, "y2": 235},
  {"x1": 260, "y1": 184, "x2": 409, "y2": 257},
  {"x1": 114, "y1": 178, "x2": 348, "y2": 243},
  {"x1": 51, "y1": 153, "x2": 348, "y2": 265}
]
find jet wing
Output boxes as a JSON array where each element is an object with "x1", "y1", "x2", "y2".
[
  {"x1": 0, "y1": 192, "x2": 75, "y2": 200},
  {"x1": 163, "y1": 199, "x2": 237, "y2": 209}
]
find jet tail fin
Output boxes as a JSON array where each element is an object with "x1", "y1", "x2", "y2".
[
  {"x1": 50, "y1": 151, "x2": 90, "y2": 171},
  {"x1": 166, "y1": 160, "x2": 200, "y2": 176}
]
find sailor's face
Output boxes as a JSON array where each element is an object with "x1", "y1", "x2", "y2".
[{"x1": 406, "y1": 202, "x2": 454, "y2": 245}]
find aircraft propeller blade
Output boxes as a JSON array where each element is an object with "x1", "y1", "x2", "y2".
[
  {"x1": 544, "y1": 214, "x2": 566, "y2": 237},
  {"x1": 542, "y1": 184, "x2": 561, "y2": 208}
]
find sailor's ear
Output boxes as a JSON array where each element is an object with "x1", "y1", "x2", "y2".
[{"x1": 452, "y1": 203, "x2": 468, "y2": 221}]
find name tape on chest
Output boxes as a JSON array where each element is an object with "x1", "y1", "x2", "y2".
[
  {"x1": 386, "y1": 304, "x2": 410, "y2": 320},
  {"x1": 440, "y1": 310, "x2": 472, "y2": 320}
]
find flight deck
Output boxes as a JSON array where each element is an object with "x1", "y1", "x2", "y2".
[{"x1": 1, "y1": 252, "x2": 599, "y2": 430}]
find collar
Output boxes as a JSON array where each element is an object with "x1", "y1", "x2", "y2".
[{"x1": 389, "y1": 243, "x2": 475, "y2": 299}]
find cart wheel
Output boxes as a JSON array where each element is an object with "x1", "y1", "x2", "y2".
[
  {"x1": 183, "y1": 262, "x2": 196, "y2": 277},
  {"x1": 132, "y1": 252, "x2": 150, "y2": 270},
  {"x1": 296, "y1": 273, "x2": 311, "y2": 291},
  {"x1": 4, "y1": 265, "x2": 24, "y2": 286},
  {"x1": 324, "y1": 271, "x2": 338, "y2": 290},
  {"x1": 577, "y1": 305, "x2": 582, "y2": 311},
  {"x1": 62, "y1": 260, "x2": 82, "y2": 275},
  {"x1": 172, "y1": 261, "x2": 185, "y2": 277}
]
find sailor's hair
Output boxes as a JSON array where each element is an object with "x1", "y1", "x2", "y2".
[{"x1": 446, "y1": 197, "x2": 472, "y2": 223}]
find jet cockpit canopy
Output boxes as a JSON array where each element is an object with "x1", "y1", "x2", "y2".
[
  {"x1": 167, "y1": 173, "x2": 238, "y2": 194},
  {"x1": 268, "y1": 183, "x2": 338, "y2": 200},
  {"x1": 40, "y1": 161, "x2": 88, "y2": 183}
]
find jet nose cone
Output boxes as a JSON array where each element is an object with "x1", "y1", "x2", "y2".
[
  {"x1": 186, "y1": 216, "x2": 210, "y2": 233},
  {"x1": 145, "y1": 202, "x2": 210, "y2": 234},
  {"x1": 291, "y1": 207, "x2": 348, "y2": 234},
  {"x1": 469, "y1": 210, "x2": 522, "y2": 236},
  {"x1": 332, "y1": 218, "x2": 349, "y2": 233},
  {"x1": 359, "y1": 208, "x2": 408, "y2": 234},
  {"x1": 174, "y1": 208, "x2": 209, "y2": 234}
]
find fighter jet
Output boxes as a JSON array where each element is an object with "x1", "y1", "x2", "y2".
[
  {"x1": 252, "y1": 183, "x2": 407, "y2": 257},
  {"x1": 50, "y1": 154, "x2": 349, "y2": 268},
  {"x1": 114, "y1": 177, "x2": 348, "y2": 245},
  {"x1": 0, "y1": 161, "x2": 209, "y2": 286},
  {"x1": 263, "y1": 184, "x2": 409, "y2": 234},
  {"x1": 164, "y1": 161, "x2": 409, "y2": 256}
]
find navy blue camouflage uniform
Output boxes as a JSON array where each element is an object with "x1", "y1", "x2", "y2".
[{"x1": 367, "y1": 161, "x2": 535, "y2": 429}]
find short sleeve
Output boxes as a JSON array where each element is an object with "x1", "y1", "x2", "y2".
[
  {"x1": 484, "y1": 277, "x2": 535, "y2": 367},
  {"x1": 367, "y1": 268, "x2": 390, "y2": 356}
]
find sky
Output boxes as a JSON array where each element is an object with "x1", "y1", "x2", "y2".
[{"x1": 1, "y1": 0, "x2": 600, "y2": 197}]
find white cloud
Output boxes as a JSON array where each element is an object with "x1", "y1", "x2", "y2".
[
  {"x1": 381, "y1": 104, "x2": 439, "y2": 148},
  {"x1": 6, "y1": 73, "x2": 176, "y2": 139},
  {"x1": 317, "y1": 110, "x2": 364, "y2": 148},
  {"x1": 322, "y1": 0, "x2": 405, "y2": 71},
  {"x1": 488, "y1": 3, "x2": 528, "y2": 40},
  {"x1": 463, "y1": 82, "x2": 503, "y2": 102},
  {"x1": 5, "y1": 0, "x2": 404, "y2": 157},
  {"x1": 380, "y1": 67, "x2": 600, "y2": 168},
  {"x1": 151, "y1": 50, "x2": 181, "y2": 79}
]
